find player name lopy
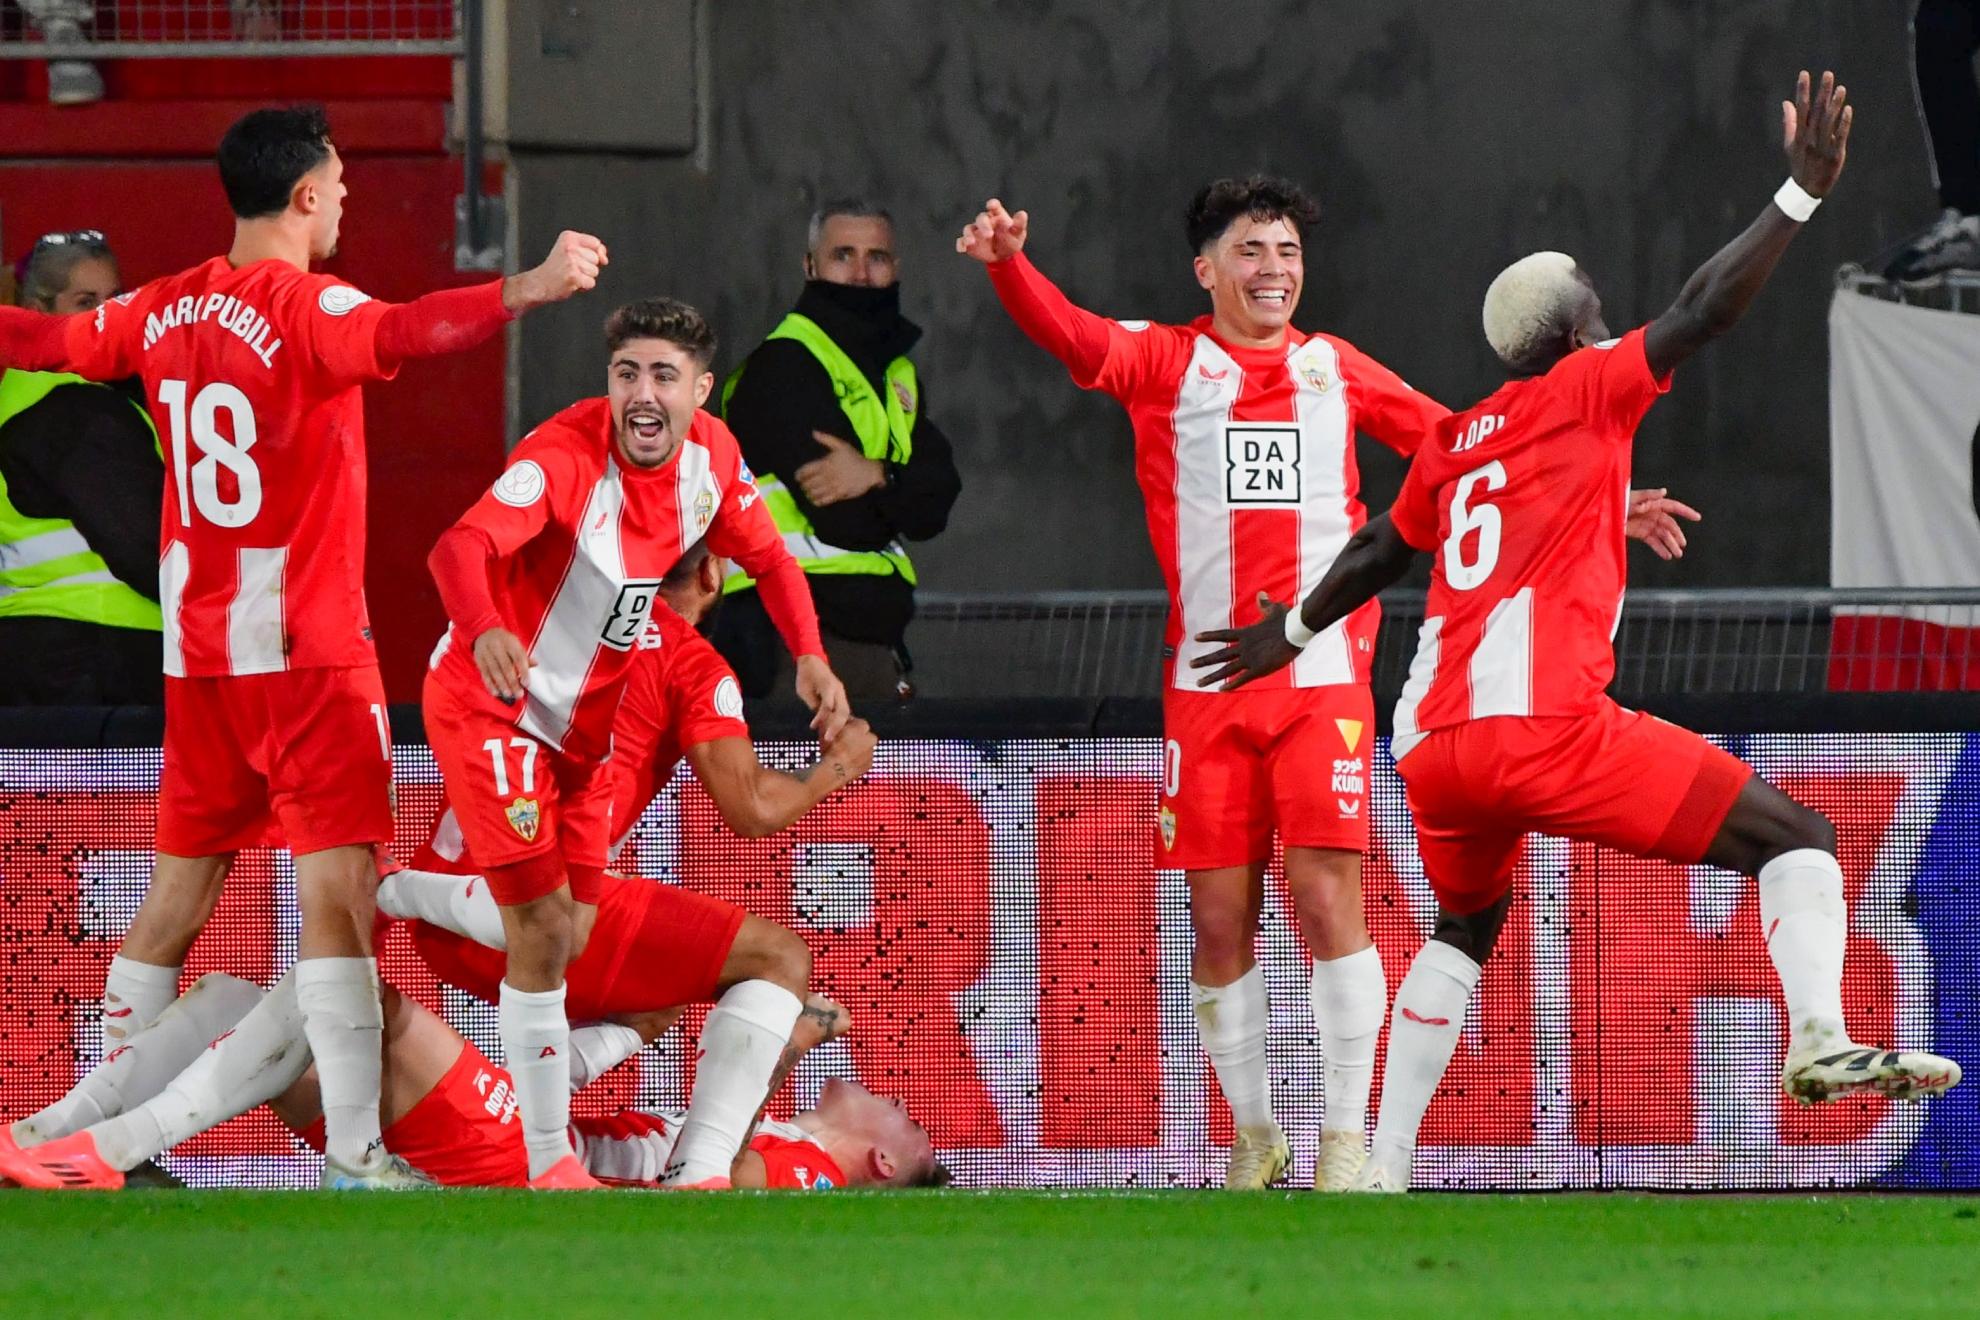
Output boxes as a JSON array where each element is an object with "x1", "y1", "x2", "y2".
[{"x1": 141, "y1": 293, "x2": 283, "y2": 367}]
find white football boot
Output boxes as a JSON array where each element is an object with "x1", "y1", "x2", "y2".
[
  {"x1": 1782, "y1": 1042, "x2": 1961, "y2": 1106},
  {"x1": 1348, "y1": 1150, "x2": 1409, "y2": 1194},
  {"x1": 1224, "y1": 1121, "x2": 1290, "y2": 1190},
  {"x1": 1315, "y1": 1128, "x2": 1368, "y2": 1192},
  {"x1": 323, "y1": 1146, "x2": 439, "y2": 1190}
]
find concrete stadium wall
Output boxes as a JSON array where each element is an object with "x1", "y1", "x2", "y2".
[{"x1": 508, "y1": 0, "x2": 1941, "y2": 591}]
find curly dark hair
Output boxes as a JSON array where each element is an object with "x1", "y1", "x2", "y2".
[
  {"x1": 604, "y1": 297, "x2": 718, "y2": 367},
  {"x1": 1184, "y1": 174, "x2": 1321, "y2": 253},
  {"x1": 217, "y1": 105, "x2": 334, "y2": 220}
]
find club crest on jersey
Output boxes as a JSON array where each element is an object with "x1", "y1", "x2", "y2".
[
  {"x1": 1297, "y1": 360, "x2": 1333, "y2": 394},
  {"x1": 505, "y1": 797, "x2": 541, "y2": 842},
  {"x1": 1159, "y1": 804, "x2": 1178, "y2": 851},
  {"x1": 693, "y1": 489, "x2": 717, "y2": 534},
  {"x1": 1223, "y1": 422, "x2": 1301, "y2": 505}
]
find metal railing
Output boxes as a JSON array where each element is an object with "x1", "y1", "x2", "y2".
[
  {"x1": 1836, "y1": 267, "x2": 1980, "y2": 315},
  {"x1": 907, "y1": 588, "x2": 1980, "y2": 699},
  {"x1": 0, "y1": 2, "x2": 461, "y2": 58}
]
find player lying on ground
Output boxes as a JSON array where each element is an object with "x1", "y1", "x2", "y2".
[
  {"x1": 0, "y1": 105, "x2": 607, "y2": 1188},
  {"x1": 1, "y1": 972, "x2": 939, "y2": 1190},
  {"x1": 421, "y1": 299, "x2": 851, "y2": 1187},
  {"x1": 959, "y1": 184, "x2": 1698, "y2": 1190},
  {"x1": 1193, "y1": 70, "x2": 1959, "y2": 1192},
  {"x1": 395, "y1": 538, "x2": 877, "y2": 1186}
]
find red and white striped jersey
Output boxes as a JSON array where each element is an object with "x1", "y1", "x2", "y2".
[
  {"x1": 1077, "y1": 317, "x2": 1444, "y2": 689},
  {"x1": 49, "y1": 257, "x2": 402, "y2": 676},
  {"x1": 429, "y1": 400, "x2": 788, "y2": 762},
  {"x1": 1387, "y1": 326, "x2": 1672, "y2": 757}
]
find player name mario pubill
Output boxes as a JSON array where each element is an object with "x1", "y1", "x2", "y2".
[{"x1": 137, "y1": 293, "x2": 283, "y2": 367}]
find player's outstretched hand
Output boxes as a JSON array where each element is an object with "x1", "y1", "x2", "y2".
[
  {"x1": 1625, "y1": 487, "x2": 1703, "y2": 561},
  {"x1": 1783, "y1": 69, "x2": 1851, "y2": 199},
  {"x1": 795, "y1": 653, "x2": 852, "y2": 741},
  {"x1": 473, "y1": 627, "x2": 535, "y2": 703},
  {"x1": 502, "y1": 230, "x2": 610, "y2": 313},
  {"x1": 956, "y1": 199, "x2": 1029, "y2": 264},
  {"x1": 1191, "y1": 593, "x2": 1304, "y2": 691}
]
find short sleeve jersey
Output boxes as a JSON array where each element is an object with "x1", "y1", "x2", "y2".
[
  {"x1": 1075, "y1": 316, "x2": 1447, "y2": 689},
  {"x1": 605, "y1": 604, "x2": 750, "y2": 848},
  {"x1": 58, "y1": 258, "x2": 399, "y2": 675},
  {"x1": 1386, "y1": 327, "x2": 1671, "y2": 755},
  {"x1": 430, "y1": 402, "x2": 784, "y2": 762}
]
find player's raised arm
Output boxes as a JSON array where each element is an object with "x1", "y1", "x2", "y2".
[
  {"x1": 1642, "y1": 70, "x2": 1851, "y2": 380},
  {"x1": 687, "y1": 718, "x2": 875, "y2": 838},
  {"x1": 960, "y1": 199, "x2": 1115, "y2": 384},
  {"x1": 1191, "y1": 514, "x2": 1421, "y2": 690},
  {"x1": 356, "y1": 230, "x2": 609, "y2": 378},
  {"x1": 0, "y1": 293, "x2": 142, "y2": 380}
]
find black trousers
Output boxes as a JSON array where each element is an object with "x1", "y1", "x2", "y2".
[
  {"x1": 1917, "y1": 0, "x2": 1980, "y2": 213},
  {"x1": 0, "y1": 616, "x2": 163, "y2": 706}
]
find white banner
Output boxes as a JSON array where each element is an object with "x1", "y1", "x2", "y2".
[{"x1": 1829, "y1": 289, "x2": 1980, "y2": 589}]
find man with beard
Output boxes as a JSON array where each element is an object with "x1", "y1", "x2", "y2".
[
  {"x1": 715, "y1": 200, "x2": 962, "y2": 701},
  {"x1": 421, "y1": 297, "x2": 850, "y2": 1187}
]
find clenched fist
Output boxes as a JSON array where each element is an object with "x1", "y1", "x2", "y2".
[{"x1": 502, "y1": 230, "x2": 609, "y2": 313}]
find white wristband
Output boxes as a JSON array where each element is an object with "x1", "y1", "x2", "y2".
[
  {"x1": 1773, "y1": 178, "x2": 1821, "y2": 223},
  {"x1": 1282, "y1": 607, "x2": 1318, "y2": 650}
]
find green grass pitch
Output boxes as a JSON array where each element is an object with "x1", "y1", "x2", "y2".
[{"x1": 5, "y1": 1191, "x2": 1978, "y2": 1318}]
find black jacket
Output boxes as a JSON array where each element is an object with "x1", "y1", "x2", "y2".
[
  {"x1": 721, "y1": 280, "x2": 962, "y2": 646},
  {"x1": 0, "y1": 378, "x2": 162, "y2": 600}
]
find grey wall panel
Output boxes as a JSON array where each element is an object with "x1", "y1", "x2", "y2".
[{"x1": 514, "y1": 0, "x2": 1939, "y2": 589}]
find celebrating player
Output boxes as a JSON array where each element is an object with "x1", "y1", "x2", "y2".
[
  {"x1": 958, "y1": 179, "x2": 1439, "y2": 1188},
  {"x1": 1192, "y1": 71, "x2": 1961, "y2": 1192},
  {"x1": 1, "y1": 972, "x2": 938, "y2": 1191},
  {"x1": 0, "y1": 105, "x2": 607, "y2": 1188},
  {"x1": 392, "y1": 538, "x2": 877, "y2": 1186},
  {"x1": 422, "y1": 299, "x2": 850, "y2": 1187}
]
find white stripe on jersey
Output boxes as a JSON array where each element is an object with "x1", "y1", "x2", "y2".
[
  {"x1": 160, "y1": 541, "x2": 189, "y2": 678},
  {"x1": 1392, "y1": 615, "x2": 1442, "y2": 763},
  {"x1": 1289, "y1": 337, "x2": 1357, "y2": 686},
  {"x1": 520, "y1": 469, "x2": 627, "y2": 751},
  {"x1": 227, "y1": 546, "x2": 289, "y2": 675},
  {"x1": 673, "y1": 438, "x2": 721, "y2": 552},
  {"x1": 1170, "y1": 338, "x2": 1243, "y2": 687},
  {"x1": 1471, "y1": 586, "x2": 1535, "y2": 719}
]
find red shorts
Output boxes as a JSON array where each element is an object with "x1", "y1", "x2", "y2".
[
  {"x1": 298, "y1": 1038, "x2": 528, "y2": 1187},
  {"x1": 1159, "y1": 683, "x2": 1375, "y2": 870},
  {"x1": 423, "y1": 672, "x2": 613, "y2": 904},
  {"x1": 412, "y1": 870, "x2": 746, "y2": 1018},
  {"x1": 157, "y1": 666, "x2": 392, "y2": 857},
  {"x1": 1396, "y1": 700, "x2": 1753, "y2": 915}
]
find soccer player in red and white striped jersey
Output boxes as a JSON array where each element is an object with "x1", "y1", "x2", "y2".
[
  {"x1": 0, "y1": 106, "x2": 606, "y2": 1187},
  {"x1": 1194, "y1": 71, "x2": 1958, "y2": 1191},
  {"x1": 962, "y1": 180, "x2": 1444, "y2": 1189},
  {"x1": 423, "y1": 298, "x2": 849, "y2": 1187}
]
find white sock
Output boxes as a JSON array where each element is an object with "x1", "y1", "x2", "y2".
[
  {"x1": 1191, "y1": 966, "x2": 1274, "y2": 1131},
  {"x1": 103, "y1": 955, "x2": 181, "y2": 1046},
  {"x1": 1758, "y1": 848, "x2": 1849, "y2": 1052},
  {"x1": 295, "y1": 958, "x2": 384, "y2": 1168},
  {"x1": 90, "y1": 971, "x2": 310, "y2": 1171},
  {"x1": 1369, "y1": 940, "x2": 1480, "y2": 1179},
  {"x1": 666, "y1": 980, "x2": 803, "y2": 1184},
  {"x1": 501, "y1": 981, "x2": 576, "y2": 1179},
  {"x1": 569, "y1": 1022, "x2": 645, "y2": 1092},
  {"x1": 15, "y1": 973, "x2": 264, "y2": 1148},
  {"x1": 375, "y1": 868, "x2": 509, "y2": 949},
  {"x1": 1310, "y1": 945, "x2": 1387, "y2": 1135}
]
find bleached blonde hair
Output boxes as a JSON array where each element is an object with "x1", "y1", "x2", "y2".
[{"x1": 1482, "y1": 251, "x2": 1589, "y2": 371}]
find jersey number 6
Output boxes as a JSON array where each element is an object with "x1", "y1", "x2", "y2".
[
  {"x1": 1443, "y1": 459, "x2": 1506, "y2": 591},
  {"x1": 159, "y1": 378, "x2": 263, "y2": 529}
]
